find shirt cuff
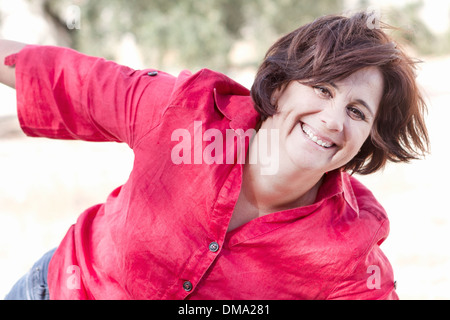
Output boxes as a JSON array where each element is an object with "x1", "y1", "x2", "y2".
[{"x1": 4, "y1": 53, "x2": 18, "y2": 67}]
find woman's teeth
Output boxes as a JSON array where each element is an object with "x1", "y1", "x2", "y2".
[{"x1": 301, "y1": 124, "x2": 333, "y2": 148}]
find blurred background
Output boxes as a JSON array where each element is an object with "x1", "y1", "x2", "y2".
[{"x1": 0, "y1": 0, "x2": 449, "y2": 299}]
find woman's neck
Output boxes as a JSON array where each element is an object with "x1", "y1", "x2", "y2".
[
  {"x1": 241, "y1": 159, "x2": 324, "y2": 216},
  {"x1": 227, "y1": 159, "x2": 324, "y2": 232}
]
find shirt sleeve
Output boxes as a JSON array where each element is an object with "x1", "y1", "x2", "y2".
[
  {"x1": 326, "y1": 236, "x2": 399, "y2": 300},
  {"x1": 9, "y1": 45, "x2": 176, "y2": 148}
]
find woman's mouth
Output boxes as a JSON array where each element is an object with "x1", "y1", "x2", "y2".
[{"x1": 300, "y1": 123, "x2": 335, "y2": 148}]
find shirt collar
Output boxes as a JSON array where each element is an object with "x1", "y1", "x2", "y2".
[
  {"x1": 213, "y1": 87, "x2": 260, "y2": 130},
  {"x1": 211, "y1": 76, "x2": 358, "y2": 214},
  {"x1": 317, "y1": 169, "x2": 360, "y2": 215}
]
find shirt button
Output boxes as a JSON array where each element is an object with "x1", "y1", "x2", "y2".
[
  {"x1": 147, "y1": 71, "x2": 158, "y2": 76},
  {"x1": 209, "y1": 241, "x2": 219, "y2": 253},
  {"x1": 183, "y1": 281, "x2": 193, "y2": 292}
]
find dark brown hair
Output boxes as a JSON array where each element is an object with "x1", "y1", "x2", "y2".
[{"x1": 251, "y1": 11, "x2": 430, "y2": 174}]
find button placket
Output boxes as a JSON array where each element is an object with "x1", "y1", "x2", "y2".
[
  {"x1": 208, "y1": 241, "x2": 219, "y2": 253},
  {"x1": 183, "y1": 280, "x2": 193, "y2": 292},
  {"x1": 179, "y1": 241, "x2": 222, "y2": 295}
]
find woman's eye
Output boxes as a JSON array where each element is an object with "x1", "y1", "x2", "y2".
[
  {"x1": 346, "y1": 106, "x2": 366, "y2": 121},
  {"x1": 313, "y1": 86, "x2": 332, "y2": 98}
]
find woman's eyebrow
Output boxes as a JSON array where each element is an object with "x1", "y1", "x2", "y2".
[
  {"x1": 355, "y1": 99, "x2": 375, "y2": 117},
  {"x1": 329, "y1": 81, "x2": 375, "y2": 117}
]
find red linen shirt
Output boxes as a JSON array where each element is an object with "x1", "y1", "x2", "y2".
[{"x1": 7, "y1": 45, "x2": 398, "y2": 300}]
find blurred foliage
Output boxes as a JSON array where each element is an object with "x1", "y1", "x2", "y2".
[
  {"x1": 384, "y1": 0, "x2": 450, "y2": 55},
  {"x1": 41, "y1": 0, "x2": 343, "y2": 72},
  {"x1": 38, "y1": 0, "x2": 449, "y2": 73}
]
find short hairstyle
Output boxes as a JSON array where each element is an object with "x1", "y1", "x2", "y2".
[{"x1": 251, "y1": 11, "x2": 430, "y2": 175}]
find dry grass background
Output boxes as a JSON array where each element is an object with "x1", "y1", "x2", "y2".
[{"x1": 0, "y1": 55, "x2": 449, "y2": 299}]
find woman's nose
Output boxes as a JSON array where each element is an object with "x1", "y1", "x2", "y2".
[{"x1": 320, "y1": 103, "x2": 345, "y2": 132}]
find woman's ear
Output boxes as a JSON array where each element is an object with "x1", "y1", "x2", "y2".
[
  {"x1": 270, "y1": 82, "x2": 291, "y2": 107},
  {"x1": 270, "y1": 88, "x2": 281, "y2": 106}
]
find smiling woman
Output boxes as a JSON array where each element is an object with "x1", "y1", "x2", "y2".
[
  {"x1": 230, "y1": 66, "x2": 386, "y2": 232},
  {"x1": 252, "y1": 12, "x2": 429, "y2": 175},
  {"x1": 266, "y1": 67, "x2": 384, "y2": 177},
  {"x1": 1, "y1": 10, "x2": 429, "y2": 300}
]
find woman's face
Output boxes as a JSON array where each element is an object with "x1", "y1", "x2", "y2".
[{"x1": 266, "y1": 66, "x2": 384, "y2": 176}]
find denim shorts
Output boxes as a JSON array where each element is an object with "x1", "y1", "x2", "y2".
[{"x1": 4, "y1": 248, "x2": 56, "y2": 300}]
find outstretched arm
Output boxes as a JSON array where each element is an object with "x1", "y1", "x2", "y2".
[{"x1": 0, "y1": 40, "x2": 27, "y2": 88}]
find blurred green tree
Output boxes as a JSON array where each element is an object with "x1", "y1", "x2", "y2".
[
  {"x1": 384, "y1": 0, "x2": 450, "y2": 56},
  {"x1": 38, "y1": 0, "x2": 449, "y2": 73},
  {"x1": 41, "y1": 0, "x2": 344, "y2": 72}
]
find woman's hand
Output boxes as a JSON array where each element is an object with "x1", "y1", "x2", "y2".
[{"x1": 0, "y1": 39, "x2": 27, "y2": 89}]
